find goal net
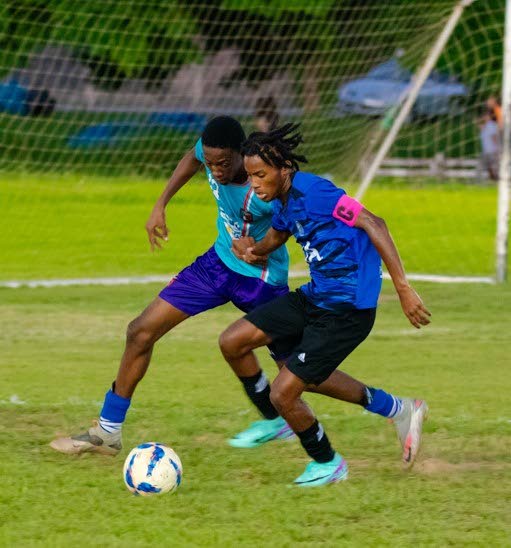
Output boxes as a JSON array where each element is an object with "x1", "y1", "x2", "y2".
[{"x1": 0, "y1": 0, "x2": 505, "y2": 282}]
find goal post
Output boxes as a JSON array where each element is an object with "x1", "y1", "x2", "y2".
[
  {"x1": 496, "y1": 0, "x2": 511, "y2": 283},
  {"x1": 355, "y1": 0, "x2": 475, "y2": 202},
  {"x1": 355, "y1": 0, "x2": 508, "y2": 284}
]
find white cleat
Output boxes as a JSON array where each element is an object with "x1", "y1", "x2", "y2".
[
  {"x1": 392, "y1": 398, "x2": 428, "y2": 469},
  {"x1": 50, "y1": 420, "x2": 121, "y2": 456}
]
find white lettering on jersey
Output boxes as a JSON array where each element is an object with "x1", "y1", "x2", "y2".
[
  {"x1": 219, "y1": 207, "x2": 242, "y2": 239},
  {"x1": 303, "y1": 241, "x2": 323, "y2": 263}
]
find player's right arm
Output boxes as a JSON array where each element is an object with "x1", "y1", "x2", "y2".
[
  {"x1": 146, "y1": 147, "x2": 202, "y2": 251},
  {"x1": 353, "y1": 207, "x2": 431, "y2": 329},
  {"x1": 233, "y1": 228, "x2": 290, "y2": 264}
]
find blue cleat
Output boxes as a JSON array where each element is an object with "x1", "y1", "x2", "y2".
[
  {"x1": 293, "y1": 453, "x2": 348, "y2": 487},
  {"x1": 228, "y1": 416, "x2": 295, "y2": 448}
]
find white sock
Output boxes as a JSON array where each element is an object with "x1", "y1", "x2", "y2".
[
  {"x1": 99, "y1": 416, "x2": 123, "y2": 433},
  {"x1": 390, "y1": 398, "x2": 404, "y2": 418}
]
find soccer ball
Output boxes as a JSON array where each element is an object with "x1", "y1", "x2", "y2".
[{"x1": 123, "y1": 442, "x2": 182, "y2": 496}]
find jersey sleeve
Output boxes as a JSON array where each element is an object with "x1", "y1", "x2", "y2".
[
  {"x1": 305, "y1": 179, "x2": 363, "y2": 227},
  {"x1": 194, "y1": 139, "x2": 205, "y2": 163},
  {"x1": 271, "y1": 213, "x2": 289, "y2": 232},
  {"x1": 271, "y1": 202, "x2": 290, "y2": 232},
  {"x1": 304, "y1": 179, "x2": 346, "y2": 218}
]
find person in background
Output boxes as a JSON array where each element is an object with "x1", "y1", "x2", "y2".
[
  {"x1": 254, "y1": 96, "x2": 280, "y2": 133},
  {"x1": 486, "y1": 96, "x2": 503, "y2": 131},
  {"x1": 479, "y1": 110, "x2": 501, "y2": 181}
]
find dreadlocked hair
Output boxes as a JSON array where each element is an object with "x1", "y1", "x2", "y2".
[{"x1": 241, "y1": 123, "x2": 308, "y2": 171}]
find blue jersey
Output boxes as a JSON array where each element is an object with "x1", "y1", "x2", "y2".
[
  {"x1": 195, "y1": 139, "x2": 288, "y2": 286},
  {"x1": 271, "y1": 172, "x2": 382, "y2": 310}
]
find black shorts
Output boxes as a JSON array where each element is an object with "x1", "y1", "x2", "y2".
[{"x1": 244, "y1": 289, "x2": 376, "y2": 385}]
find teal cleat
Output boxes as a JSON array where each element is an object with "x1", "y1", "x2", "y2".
[
  {"x1": 228, "y1": 416, "x2": 295, "y2": 448},
  {"x1": 293, "y1": 453, "x2": 348, "y2": 487}
]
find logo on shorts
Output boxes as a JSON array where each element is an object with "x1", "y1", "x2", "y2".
[{"x1": 298, "y1": 352, "x2": 306, "y2": 362}]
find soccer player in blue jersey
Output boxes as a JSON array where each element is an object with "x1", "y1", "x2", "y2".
[{"x1": 219, "y1": 123, "x2": 431, "y2": 487}]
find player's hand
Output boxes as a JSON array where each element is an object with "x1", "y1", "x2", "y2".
[
  {"x1": 232, "y1": 238, "x2": 268, "y2": 265},
  {"x1": 232, "y1": 237, "x2": 255, "y2": 258},
  {"x1": 398, "y1": 286, "x2": 431, "y2": 328},
  {"x1": 243, "y1": 246, "x2": 269, "y2": 266},
  {"x1": 145, "y1": 204, "x2": 169, "y2": 251}
]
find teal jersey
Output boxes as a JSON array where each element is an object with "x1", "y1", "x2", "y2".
[{"x1": 194, "y1": 139, "x2": 288, "y2": 286}]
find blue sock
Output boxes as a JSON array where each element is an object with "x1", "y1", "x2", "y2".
[
  {"x1": 99, "y1": 388, "x2": 131, "y2": 433},
  {"x1": 364, "y1": 387, "x2": 402, "y2": 418}
]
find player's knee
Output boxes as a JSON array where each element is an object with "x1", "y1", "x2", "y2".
[
  {"x1": 218, "y1": 328, "x2": 243, "y2": 359},
  {"x1": 126, "y1": 317, "x2": 154, "y2": 351},
  {"x1": 269, "y1": 385, "x2": 292, "y2": 413}
]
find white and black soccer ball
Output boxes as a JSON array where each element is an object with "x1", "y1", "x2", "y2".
[{"x1": 123, "y1": 442, "x2": 183, "y2": 496}]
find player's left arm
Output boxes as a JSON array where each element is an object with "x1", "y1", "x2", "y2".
[
  {"x1": 332, "y1": 194, "x2": 430, "y2": 328},
  {"x1": 354, "y1": 207, "x2": 431, "y2": 328}
]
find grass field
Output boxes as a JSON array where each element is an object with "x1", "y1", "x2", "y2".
[
  {"x1": 1, "y1": 280, "x2": 510, "y2": 546},
  {"x1": 0, "y1": 172, "x2": 502, "y2": 280},
  {"x1": 1, "y1": 172, "x2": 510, "y2": 545}
]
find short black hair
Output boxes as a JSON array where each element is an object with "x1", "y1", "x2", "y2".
[
  {"x1": 241, "y1": 123, "x2": 308, "y2": 171},
  {"x1": 201, "y1": 116, "x2": 246, "y2": 151}
]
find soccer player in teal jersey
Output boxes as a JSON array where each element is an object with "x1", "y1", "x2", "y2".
[
  {"x1": 220, "y1": 124, "x2": 431, "y2": 486},
  {"x1": 50, "y1": 116, "x2": 294, "y2": 455}
]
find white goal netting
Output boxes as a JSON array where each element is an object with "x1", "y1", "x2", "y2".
[{"x1": 0, "y1": 1, "x2": 506, "y2": 280}]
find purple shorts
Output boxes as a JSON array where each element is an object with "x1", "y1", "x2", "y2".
[{"x1": 159, "y1": 246, "x2": 289, "y2": 316}]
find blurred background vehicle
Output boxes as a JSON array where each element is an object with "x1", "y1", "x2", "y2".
[{"x1": 337, "y1": 55, "x2": 468, "y2": 119}]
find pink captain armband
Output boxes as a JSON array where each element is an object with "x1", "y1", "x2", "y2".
[{"x1": 332, "y1": 194, "x2": 363, "y2": 227}]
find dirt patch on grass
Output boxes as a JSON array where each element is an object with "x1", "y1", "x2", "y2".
[
  {"x1": 415, "y1": 458, "x2": 510, "y2": 474},
  {"x1": 349, "y1": 457, "x2": 510, "y2": 475},
  {"x1": 193, "y1": 433, "x2": 226, "y2": 446}
]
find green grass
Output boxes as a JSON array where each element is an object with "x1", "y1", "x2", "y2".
[
  {"x1": 1, "y1": 170, "x2": 510, "y2": 545},
  {"x1": 0, "y1": 172, "x2": 503, "y2": 280},
  {"x1": 1, "y1": 280, "x2": 510, "y2": 546}
]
